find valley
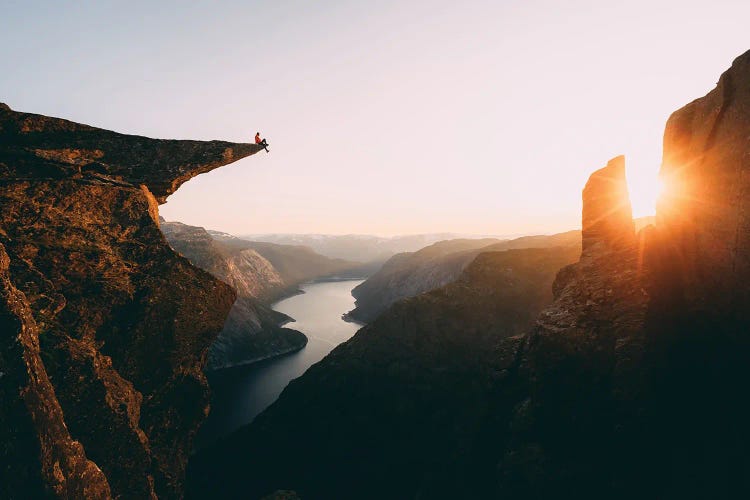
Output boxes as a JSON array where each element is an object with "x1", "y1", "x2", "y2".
[
  {"x1": 4, "y1": 8, "x2": 750, "y2": 498},
  {"x1": 194, "y1": 279, "x2": 363, "y2": 450}
]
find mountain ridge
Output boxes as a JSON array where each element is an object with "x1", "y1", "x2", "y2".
[{"x1": 347, "y1": 220, "x2": 653, "y2": 324}]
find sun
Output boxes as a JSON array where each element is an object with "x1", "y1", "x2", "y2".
[{"x1": 627, "y1": 170, "x2": 660, "y2": 218}]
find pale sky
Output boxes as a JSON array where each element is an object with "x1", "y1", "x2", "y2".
[{"x1": 1, "y1": 1, "x2": 748, "y2": 236}]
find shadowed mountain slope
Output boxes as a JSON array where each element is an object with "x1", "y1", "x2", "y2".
[
  {"x1": 347, "y1": 233, "x2": 580, "y2": 323},
  {"x1": 237, "y1": 232, "x2": 467, "y2": 263}
]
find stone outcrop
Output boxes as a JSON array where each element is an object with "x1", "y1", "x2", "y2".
[
  {"x1": 581, "y1": 155, "x2": 636, "y2": 251},
  {"x1": 488, "y1": 53, "x2": 750, "y2": 495},
  {"x1": 0, "y1": 105, "x2": 260, "y2": 202},
  {"x1": 0, "y1": 103, "x2": 262, "y2": 498}
]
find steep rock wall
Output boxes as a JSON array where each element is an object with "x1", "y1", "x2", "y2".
[
  {"x1": 659, "y1": 50, "x2": 750, "y2": 320},
  {"x1": 0, "y1": 103, "x2": 262, "y2": 498}
]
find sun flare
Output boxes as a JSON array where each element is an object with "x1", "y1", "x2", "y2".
[{"x1": 627, "y1": 171, "x2": 660, "y2": 218}]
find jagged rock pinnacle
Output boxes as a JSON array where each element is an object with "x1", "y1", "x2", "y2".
[{"x1": 581, "y1": 155, "x2": 636, "y2": 253}]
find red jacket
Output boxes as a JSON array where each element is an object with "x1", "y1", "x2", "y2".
[{"x1": 255, "y1": 134, "x2": 262, "y2": 144}]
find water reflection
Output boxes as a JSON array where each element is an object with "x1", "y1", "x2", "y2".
[{"x1": 194, "y1": 279, "x2": 364, "y2": 450}]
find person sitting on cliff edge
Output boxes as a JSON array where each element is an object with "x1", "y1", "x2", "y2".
[{"x1": 255, "y1": 132, "x2": 269, "y2": 153}]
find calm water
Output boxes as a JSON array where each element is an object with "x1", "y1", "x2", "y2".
[{"x1": 194, "y1": 279, "x2": 364, "y2": 450}]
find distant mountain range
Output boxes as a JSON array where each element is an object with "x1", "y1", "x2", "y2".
[
  {"x1": 346, "y1": 218, "x2": 654, "y2": 324},
  {"x1": 236, "y1": 232, "x2": 509, "y2": 263},
  {"x1": 210, "y1": 232, "x2": 375, "y2": 282}
]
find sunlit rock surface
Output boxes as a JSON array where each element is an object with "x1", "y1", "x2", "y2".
[
  {"x1": 659, "y1": 50, "x2": 750, "y2": 320},
  {"x1": 0, "y1": 103, "x2": 260, "y2": 498},
  {"x1": 581, "y1": 155, "x2": 636, "y2": 252}
]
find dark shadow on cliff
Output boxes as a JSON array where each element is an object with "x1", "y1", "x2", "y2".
[{"x1": 0, "y1": 103, "x2": 264, "y2": 498}]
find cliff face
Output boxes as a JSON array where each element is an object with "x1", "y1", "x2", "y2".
[
  {"x1": 659, "y1": 51, "x2": 750, "y2": 321},
  {"x1": 161, "y1": 221, "x2": 286, "y2": 302},
  {"x1": 493, "y1": 156, "x2": 651, "y2": 498},
  {"x1": 161, "y1": 221, "x2": 307, "y2": 371},
  {"x1": 493, "y1": 53, "x2": 750, "y2": 497},
  {"x1": 0, "y1": 104, "x2": 262, "y2": 498}
]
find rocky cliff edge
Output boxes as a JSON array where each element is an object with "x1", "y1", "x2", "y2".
[{"x1": 0, "y1": 103, "x2": 262, "y2": 498}]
